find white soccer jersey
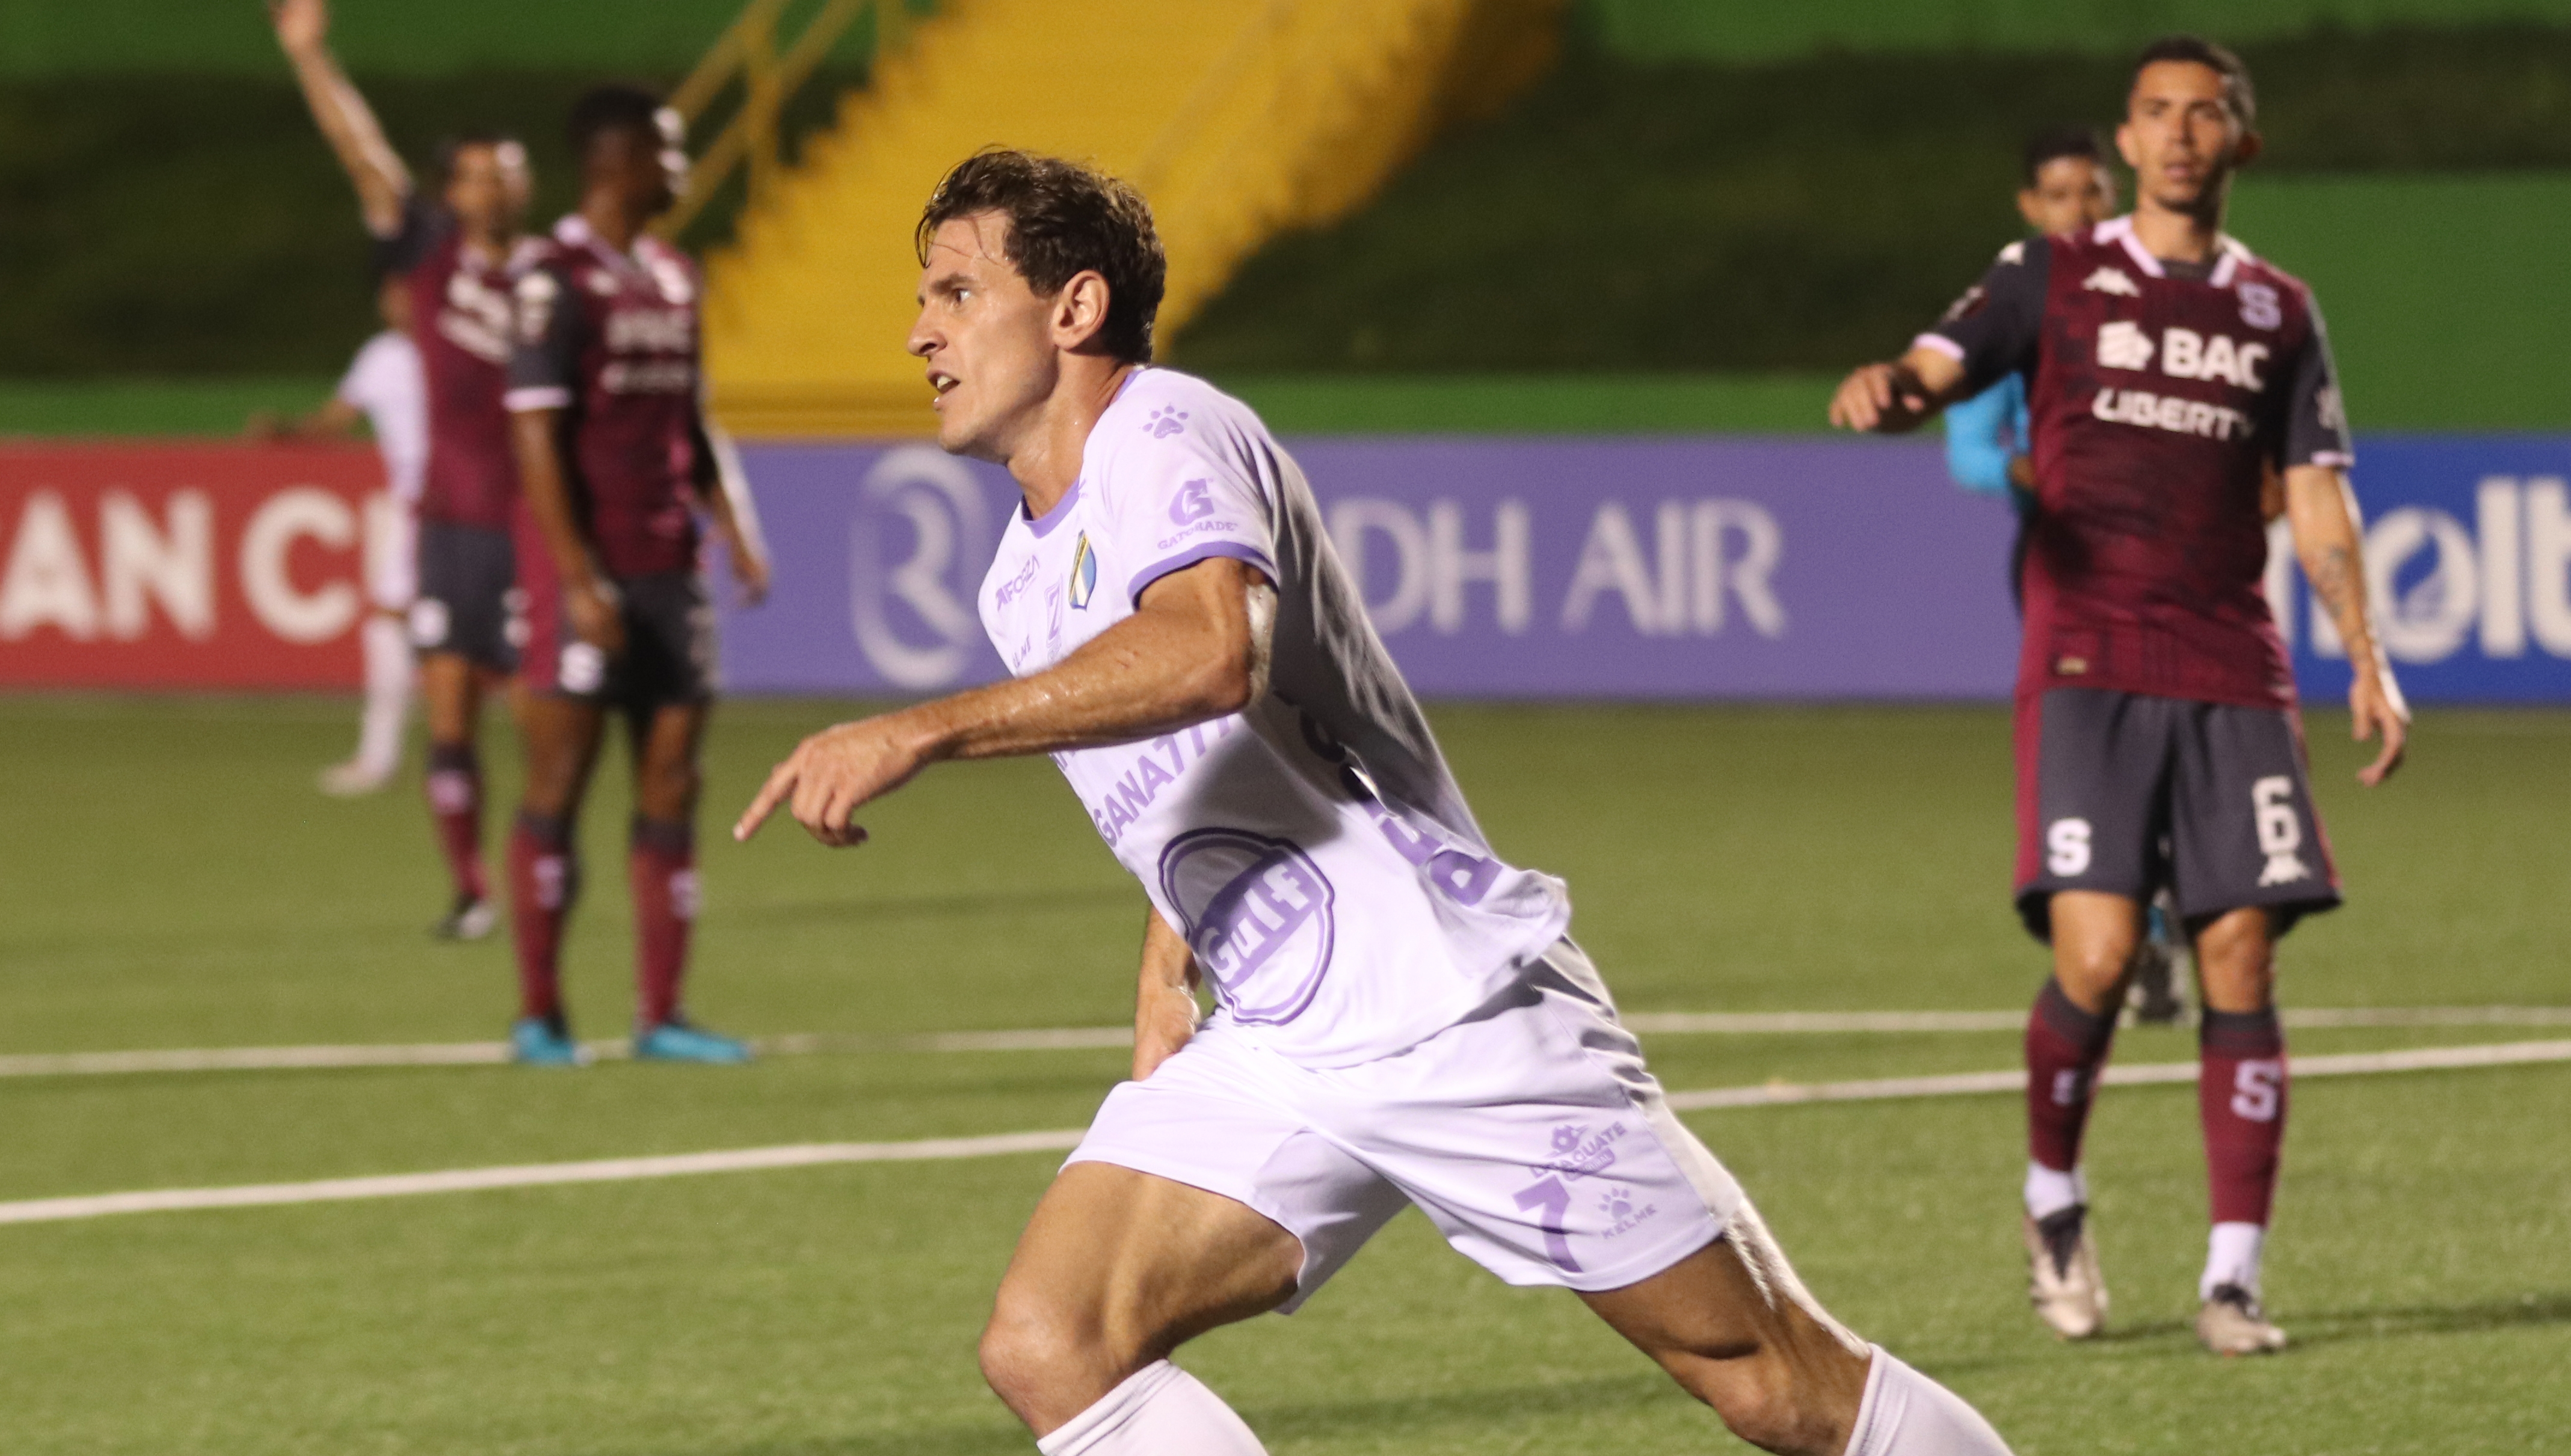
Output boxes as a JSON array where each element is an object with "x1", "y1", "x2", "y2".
[
  {"x1": 336, "y1": 330, "x2": 428, "y2": 505},
  {"x1": 977, "y1": 368, "x2": 1570, "y2": 1067}
]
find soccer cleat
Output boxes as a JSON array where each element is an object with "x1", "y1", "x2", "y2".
[
  {"x1": 633, "y1": 1018, "x2": 753, "y2": 1064},
  {"x1": 510, "y1": 1015, "x2": 585, "y2": 1067},
  {"x1": 318, "y1": 758, "x2": 396, "y2": 797},
  {"x1": 431, "y1": 894, "x2": 498, "y2": 941},
  {"x1": 2023, "y1": 1206, "x2": 2109, "y2": 1339},
  {"x1": 2196, "y1": 1284, "x2": 2288, "y2": 1356}
]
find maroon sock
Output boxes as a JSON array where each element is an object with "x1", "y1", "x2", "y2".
[
  {"x1": 423, "y1": 743, "x2": 488, "y2": 903},
  {"x1": 2199, "y1": 1008, "x2": 2288, "y2": 1226},
  {"x1": 2025, "y1": 978, "x2": 2118, "y2": 1173},
  {"x1": 508, "y1": 809, "x2": 578, "y2": 1022},
  {"x1": 630, "y1": 817, "x2": 697, "y2": 1030}
]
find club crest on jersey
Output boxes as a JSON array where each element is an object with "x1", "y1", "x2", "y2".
[
  {"x1": 2081, "y1": 266, "x2": 2141, "y2": 297},
  {"x1": 1067, "y1": 532, "x2": 1097, "y2": 610},
  {"x1": 2238, "y1": 281, "x2": 2283, "y2": 330}
]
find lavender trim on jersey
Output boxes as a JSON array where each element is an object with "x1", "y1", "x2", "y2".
[
  {"x1": 2308, "y1": 450, "x2": 2356, "y2": 468},
  {"x1": 1024, "y1": 480, "x2": 1084, "y2": 538},
  {"x1": 1128, "y1": 542, "x2": 1277, "y2": 604},
  {"x1": 505, "y1": 386, "x2": 572, "y2": 413},
  {"x1": 1911, "y1": 333, "x2": 1965, "y2": 361}
]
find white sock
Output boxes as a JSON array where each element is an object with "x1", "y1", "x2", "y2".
[
  {"x1": 1035, "y1": 1361, "x2": 1267, "y2": 1456},
  {"x1": 2200, "y1": 1221, "x2": 2267, "y2": 1300},
  {"x1": 353, "y1": 615, "x2": 414, "y2": 773},
  {"x1": 2022, "y1": 1162, "x2": 2086, "y2": 1220},
  {"x1": 1845, "y1": 1347, "x2": 2015, "y2": 1456}
]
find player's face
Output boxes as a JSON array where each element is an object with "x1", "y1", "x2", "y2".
[
  {"x1": 909, "y1": 213, "x2": 1062, "y2": 461},
  {"x1": 2118, "y1": 61, "x2": 2258, "y2": 213},
  {"x1": 445, "y1": 141, "x2": 532, "y2": 238},
  {"x1": 2016, "y1": 156, "x2": 2117, "y2": 235},
  {"x1": 593, "y1": 125, "x2": 681, "y2": 221}
]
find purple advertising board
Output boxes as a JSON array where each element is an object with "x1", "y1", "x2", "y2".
[{"x1": 720, "y1": 435, "x2": 2571, "y2": 703}]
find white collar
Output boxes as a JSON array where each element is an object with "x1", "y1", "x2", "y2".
[{"x1": 2093, "y1": 216, "x2": 2252, "y2": 287}]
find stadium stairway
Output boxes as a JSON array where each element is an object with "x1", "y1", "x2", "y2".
[{"x1": 701, "y1": 0, "x2": 1563, "y2": 437}]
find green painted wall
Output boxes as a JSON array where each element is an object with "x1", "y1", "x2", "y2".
[
  {"x1": 1581, "y1": 0, "x2": 2571, "y2": 60},
  {"x1": 0, "y1": 0, "x2": 858, "y2": 76},
  {"x1": 2228, "y1": 173, "x2": 2571, "y2": 430}
]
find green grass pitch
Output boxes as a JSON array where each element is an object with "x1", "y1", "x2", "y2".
[{"x1": 1, "y1": 696, "x2": 2566, "y2": 1454}]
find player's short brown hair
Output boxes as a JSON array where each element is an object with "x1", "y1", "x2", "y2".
[
  {"x1": 2131, "y1": 35, "x2": 2256, "y2": 127},
  {"x1": 917, "y1": 149, "x2": 1166, "y2": 364}
]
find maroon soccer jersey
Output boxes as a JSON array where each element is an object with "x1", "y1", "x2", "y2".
[
  {"x1": 1924, "y1": 217, "x2": 2353, "y2": 708},
  {"x1": 382, "y1": 200, "x2": 527, "y2": 532},
  {"x1": 502, "y1": 215, "x2": 703, "y2": 579}
]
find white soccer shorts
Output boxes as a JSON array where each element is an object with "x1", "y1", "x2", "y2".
[{"x1": 1064, "y1": 939, "x2": 1743, "y2": 1311}]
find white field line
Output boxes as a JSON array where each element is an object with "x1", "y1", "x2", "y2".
[
  {"x1": 6, "y1": 1007, "x2": 2568, "y2": 1081},
  {"x1": 5, "y1": 1039, "x2": 2568, "y2": 1229},
  {"x1": 1661, "y1": 1037, "x2": 2571, "y2": 1111}
]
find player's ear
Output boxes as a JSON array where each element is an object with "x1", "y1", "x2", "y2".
[
  {"x1": 2231, "y1": 129, "x2": 2264, "y2": 169},
  {"x1": 2114, "y1": 121, "x2": 2142, "y2": 170},
  {"x1": 2015, "y1": 189, "x2": 2047, "y2": 232},
  {"x1": 1053, "y1": 270, "x2": 1112, "y2": 355}
]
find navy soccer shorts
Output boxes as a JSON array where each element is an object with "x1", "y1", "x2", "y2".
[{"x1": 2012, "y1": 687, "x2": 2341, "y2": 940}]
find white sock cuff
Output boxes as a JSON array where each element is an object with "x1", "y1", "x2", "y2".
[
  {"x1": 1847, "y1": 1346, "x2": 2015, "y2": 1456},
  {"x1": 2023, "y1": 1163, "x2": 2087, "y2": 1220},
  {"x1": 2201, "y1": 1221, "x2": 2268, "y2": 1300},
  {"x1": 1036, "y1": 1362, "x2": 1187, "y2": 1456}
]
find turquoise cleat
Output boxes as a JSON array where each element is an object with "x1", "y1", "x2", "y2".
[
  {"x1": 633, "y1": 1018, "x2": 753, "y2": 1064},
  {"x1": 511, "y1": 1015, "x2": 585, "y2": 1067}
]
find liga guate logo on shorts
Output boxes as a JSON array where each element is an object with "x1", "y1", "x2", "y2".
[{"x1": 1157, "y1": 828, "x2": 1336, "y2": 1024}]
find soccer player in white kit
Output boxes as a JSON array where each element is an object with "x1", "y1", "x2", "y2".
[
  {"x1": 254, "y1": 275, "x2": 428, "y2": 796},
  {"x1": 737, "y1": 151, "x2": 2013, "y2": 1456}
]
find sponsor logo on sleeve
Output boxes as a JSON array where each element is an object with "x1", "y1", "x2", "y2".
[{"x1": 2238, "y1": 280, "x2": 2283, "y2": 330}]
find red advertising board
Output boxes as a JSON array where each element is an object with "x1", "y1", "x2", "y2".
[{"x1": 0, "y1": 444, "x2": 387, "y2": 689}]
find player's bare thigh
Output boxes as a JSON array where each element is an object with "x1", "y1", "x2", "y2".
[
  {"x1": 980, "y1": 1162, "x2": 1302, "y2": 1437},
  {"x1": 1581, "y1": 1211, "x2": 1871, "y2": 1456}
]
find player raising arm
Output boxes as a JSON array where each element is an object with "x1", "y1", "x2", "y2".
[
  {"x1": 274, "y1": 0, "x2": 534, "y2": 939},
  {"x1": 1832, "y1": 37, "x2": 2405, "y2": 1356},
  {"x1": 502, "y1": 87, "x2": 770, "y2": 1066},
  {"x1": 739, "y1": 150, "x2": 2012, "y2": 1456}
]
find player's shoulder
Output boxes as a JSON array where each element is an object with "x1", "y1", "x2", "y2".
[
  {"x1": 2218, "y1": 237, "x2": 2320, "y2": 313},
  {"x1": 356, "y1": 329, "x2": 422, "y2": 372},
  {"x1": 1097, "y1": 368, "x2": 1272, "y2": 465}
]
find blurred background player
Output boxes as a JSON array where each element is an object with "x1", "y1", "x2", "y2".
[
  {"x1": 275, "y1": 0, "x2": 534, "y2": 940},
  {"x1": 249, "y1": 274, "x2": 427, "y2": 797},
  {"x1": 1830, "y1": 36, "x2": 2409, "y2": 1355},
  {"x1": 502, "y1": 85, "x2": 771, "y2": 1066},
  {"x1": 1944, "y1": 126, "x2": 2190, "y2": 1027}
]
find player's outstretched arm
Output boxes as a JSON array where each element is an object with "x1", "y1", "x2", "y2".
[
  {"x1": 734, "y1": 557, "x2": 1275, "y2": 847},
  {"x1": 245, "y1": 396, "x2": 364, "y2": 443},
  {"x1": 2284, "y1": 464, "x2": 2409, "y2": 785},
  {"x1": 1827, "y1": 346, "x2": 1969, "y2": 434},
  {"x1": 689, "y1": 414, "x2": 772, "y2": 605},
  {"x1": 1132, "y1": 908, "x2": 1202, "y2": 1083},
  {"x1": 269, "y1": 0, "x2": 411, "y2": 236}
]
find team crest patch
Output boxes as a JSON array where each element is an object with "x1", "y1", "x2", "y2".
[{"x1": 1068, "y1": 533, "x2": 1097, "y2": 609}]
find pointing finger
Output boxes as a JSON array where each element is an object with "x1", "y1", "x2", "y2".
[{"x1": 734, "y1": 759, "x2": 798, "y2": 841}]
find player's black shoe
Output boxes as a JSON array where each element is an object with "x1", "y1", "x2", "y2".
[{"x1": 431, "y1": 893, "x2": 497, "y2": 941}]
